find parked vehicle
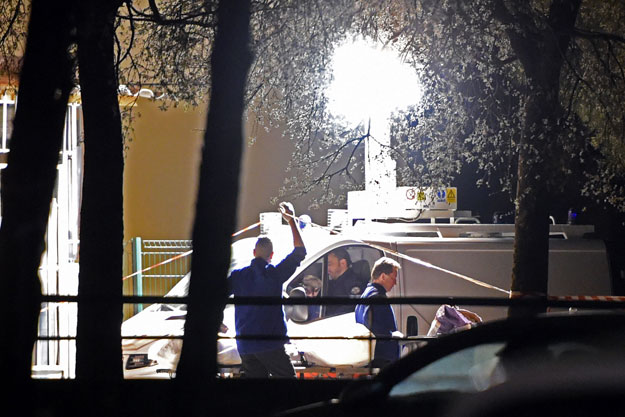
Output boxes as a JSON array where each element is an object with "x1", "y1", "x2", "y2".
[
  {"x1": 122, "y1": 204, "x2": 615, "y2": 378},
  {"x1": 274, "y1": 311, "x2": 625, "y2": 417},
  {"x1": 122, "y1": 228, "x2": 375, "y2": 379}
]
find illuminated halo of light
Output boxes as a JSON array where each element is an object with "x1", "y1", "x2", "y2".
[{"x1": 326, "y1": 37, "x2": 423, "y2": 125}]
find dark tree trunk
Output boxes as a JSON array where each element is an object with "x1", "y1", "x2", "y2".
[
  {"x1": 75, "y1": 0, "x2": 124, "y2": 412},
  {"x1": 499, "y1": 0, "x2": 581, "y2": 316},
  {"x1": 0, "y1": 0, "x2": 74, "y2": 410},
  {"x1": 176, "y1": 0, "x2": 252, "y2": 413},
  {"x1": 510, "y1": 90, "x2": 556, "y2": 315}
]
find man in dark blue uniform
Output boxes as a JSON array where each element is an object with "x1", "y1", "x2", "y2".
[
  {"x1": 228, "y1": 202, "x2": 306, "y2": 378},
  {"x1": 326, "y1": 248, "x2": 364, "y2": 316},
  {"x1": 355, "y1": 257, "x2": 402, "y2": 369}
]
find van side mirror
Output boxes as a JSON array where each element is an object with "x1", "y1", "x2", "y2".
[{"x1": 406, "y1": 315, "x2": 418, "y2": 336}]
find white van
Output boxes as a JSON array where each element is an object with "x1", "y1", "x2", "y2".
[
  {"x1": 277, "y1": 217, "x2": 612, "y2": 336},
  {"x1": 121, "y1": 211, "x2": 614, "y2": 378}
]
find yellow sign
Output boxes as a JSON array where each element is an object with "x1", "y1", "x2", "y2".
[
  {"x1": 417, "y1": 190, "x2": 426, "y2": 201},
  {"x1": 446, "y1": 188, "x2": 457, "y2": 204}
]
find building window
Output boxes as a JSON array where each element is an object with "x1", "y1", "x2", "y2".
[{"x1": 1, "y1": 93, "x2": 16, "y2": 156}]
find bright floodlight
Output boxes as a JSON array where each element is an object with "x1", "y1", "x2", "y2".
[{"x1": 327, "y1": 37, "x2": 422, "y2": 125}]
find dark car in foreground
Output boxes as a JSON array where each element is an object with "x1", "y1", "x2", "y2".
[{"x1": 275, "y1": 311, "x2": 625, "y2": 417}]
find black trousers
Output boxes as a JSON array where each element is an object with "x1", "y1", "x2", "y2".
[{"x1": 240, "y1": 347, "x2": 296, "y2": 378}]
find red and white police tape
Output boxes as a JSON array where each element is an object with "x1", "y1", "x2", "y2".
[
  {"x1": 121, "y1": 221, "x2": 261, "y2": 281},
  {"x1": 548, "y1": 295, "x2": 625, "y2": 302},
  {"x1": 120, "y1": 213, "x2": 625, "y2": 304}
]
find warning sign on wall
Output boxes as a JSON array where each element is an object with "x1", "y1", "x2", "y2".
[
  {"x1": 397, "y1": 186, "x2": 458, "y2": 211},
  {"x1": 446, "y1": 188, "x2": 457, "y2": 204}
]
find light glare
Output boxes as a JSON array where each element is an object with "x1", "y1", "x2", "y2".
[{"x1": 327, "y1": 38, "x2": 422, "y2": 125}]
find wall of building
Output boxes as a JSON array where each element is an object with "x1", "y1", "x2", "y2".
[
  {"x1": 123, "y1": 99, "x2": 205, "y2": 241},
  {"x1": 236, "y1": 120, "x2": 331, "y2": 235},
  {"x1": 123, "y1": 98, "x2": 332, "y2": 244}
]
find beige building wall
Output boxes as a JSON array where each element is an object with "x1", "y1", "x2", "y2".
[
  {"x1": 123, "y1": 99, "x2": 205, "y2": 242},
  {"x1": 123, "y1": 99, "x2": 332, "y2": 243},
  {"x1": 236, "y1": 121, "x2": 330, "y2": 234}
]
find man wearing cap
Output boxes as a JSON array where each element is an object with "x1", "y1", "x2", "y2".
[{"x1": 228, "y1": 202, "x2": 306, "y2": 378}]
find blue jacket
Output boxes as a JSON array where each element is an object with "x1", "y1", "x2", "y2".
[
  {"x1": 355, "y1": 283, "x2": 399, "y2": 363},
  {"x1": 228, "y1": 247, "x2": 306, "y2": 354}
]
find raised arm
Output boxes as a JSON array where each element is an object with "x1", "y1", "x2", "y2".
[{"x1": 279, "y1": 202, "x2": 305, "y2": 249}]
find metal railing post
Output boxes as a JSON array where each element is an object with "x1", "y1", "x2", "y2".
[{"x1": 132, "y1": 237, "x2": 143, "y2": 314}]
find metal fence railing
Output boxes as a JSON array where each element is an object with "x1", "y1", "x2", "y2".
[
  {"x1": 35, "y1": 290, "x2": 625, "y2": 380},
  {"x1": 122, "y1": 238, "x2": 192, "y2": 319},
  {"x1": 118, "y1": 294, "x2": 625, "y2": 379},
  {"x1": 32, "y1": 237, "x2": 624, "y2": 380}
]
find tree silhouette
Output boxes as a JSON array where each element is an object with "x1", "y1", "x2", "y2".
[
  {"x1": 74, "y1": 0, "x2": 126, "y2": 414},
  {"x1": 174, "y1": 1, "x2": 252, "y2": 414},
  {"x1": 0, "y1": 0, "x2": 74, "y2": 413}
]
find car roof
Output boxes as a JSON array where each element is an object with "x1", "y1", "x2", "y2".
[{"x1": 339, "y1": 311, "x2": 625, "y2": 404}]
